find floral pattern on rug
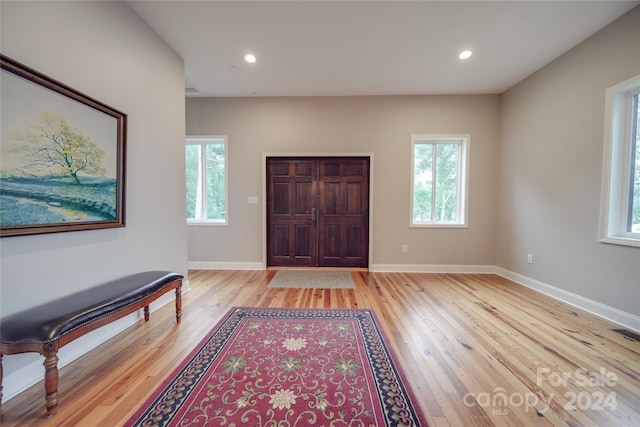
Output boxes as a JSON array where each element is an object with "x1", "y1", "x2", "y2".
[{"x1": 127, "y1": 308, "x2": 427, "y2": 426}]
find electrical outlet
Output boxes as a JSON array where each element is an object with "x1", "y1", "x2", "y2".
[
  {"x1": 527, "y1": 254, "x2": 534, "y2": 264},
  {"x1": 402, "y1": 245, "x2": 408, "y2": 253}
]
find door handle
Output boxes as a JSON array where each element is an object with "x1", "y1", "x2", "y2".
[{"x1": 311, "y1": 208, "x2": 316, "y2": 221}]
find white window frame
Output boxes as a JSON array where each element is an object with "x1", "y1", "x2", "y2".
[
  {"x1": 410, "y1": 134, "x2": 470, "y2": 228},
  {"x1": 599, "y1": 74, "x2": 640, "y2": 247},
  {"x1": 186, "y1": 135, "x2": 228, "y2": 226}
]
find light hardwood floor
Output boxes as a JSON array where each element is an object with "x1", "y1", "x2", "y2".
[{"x1": 1, "y1": 270, "x2": 638, "y2": 426}]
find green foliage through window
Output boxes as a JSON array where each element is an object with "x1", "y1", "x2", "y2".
[
  {"x1": 185, "y1": 137, "x2": 227, "y2": 223},
  {"x1": 412, "y1": 136, "x2": 468, "y2": 226}
]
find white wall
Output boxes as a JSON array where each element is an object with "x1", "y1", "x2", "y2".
[
  {"x1": 1, "y1": 1, "x2": 187, "y2": 400},
  {"x1": 497, "y1": 7, "x2": 640, "y2": 317},
  {"x1": 186, "y1": 95, "x2": 501, "y2": 269}
]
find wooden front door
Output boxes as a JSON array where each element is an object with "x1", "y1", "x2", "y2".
[{"x1": 267, "y1": 157, "x2": 369, "y2": 268}]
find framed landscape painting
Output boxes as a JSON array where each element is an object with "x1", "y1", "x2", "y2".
[{"x1": 0, "y1": 55, "x2": 126, "y2": 237}]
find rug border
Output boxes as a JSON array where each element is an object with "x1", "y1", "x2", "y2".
[
  {"x1": 126, "y1": 308, "x2": 241, "y2": 424},
  {"x1": 363, "y1": 307, "x2": 430, "y2": 426},
  {"x1": 126, "y1": 306, "x2": 429, "y2": 426}
]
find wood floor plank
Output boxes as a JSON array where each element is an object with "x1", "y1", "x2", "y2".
[{"x1": 1, "y1": 271, "x2": 638, "y2": 426}]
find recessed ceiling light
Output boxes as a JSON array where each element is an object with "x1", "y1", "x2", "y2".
[
  {"x1": 244, "y1": 54, "x2": 256, "y2": 63},
  {"x1": 459, "y1": 50, "x2": 473, "y2": 60}
]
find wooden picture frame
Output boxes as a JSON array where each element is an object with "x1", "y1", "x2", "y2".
[{"x1": 0, "y1": 55, "x2": 126, "y2": 237}]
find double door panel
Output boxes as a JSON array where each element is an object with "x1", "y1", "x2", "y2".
[{"x1": 267, "y1": 157, "x2": 369, "y2": 268}]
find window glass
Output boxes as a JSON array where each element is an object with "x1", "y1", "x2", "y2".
[
  {"x1": 411, "y1": 135, "x2": 468, "y2": 227},
  {"x1": 628, "y1": 93, "x2": 639, "y2": 233},
  {"x1": 185, "y1": 136, "x2": 227, "y2": 224},
  {"x1": 185, "y1": 143, "x2": 202, "y2": 220},
  {"x1": 205, "y1": 143, "x2": 225, "y2": 221},
  {"x1": 413, "y1": 143, "x2": 433, "y2": 222},
  {"x1": 599, "y1": 76, "x2": 640, "y2": 246}
]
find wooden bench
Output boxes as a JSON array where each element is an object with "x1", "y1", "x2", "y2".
[{"x1": 0, "y1": 270, "x2": 183, "y2": 418}]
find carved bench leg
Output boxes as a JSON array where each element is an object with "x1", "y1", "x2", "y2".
[
  {"x1": 42, "y1": 347, "x2": 59, "y2": 418},
  {"x1": 144, "y1": 305, "x2": 150, "y2": 321},
  {"x1": 176, "y1": 285, "x2": 182, "y2": 323}
]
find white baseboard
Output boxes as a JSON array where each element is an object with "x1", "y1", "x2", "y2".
[
  {"x1": 1, "y1": 283, "x2": 190, "y2": 403},
  {"x1": 494, "y1": 267, "x2": 640, "y2": 333},
  {"x1": 2, "y1": 313, "x2": 140, "y2": 403},
  {"x1": 370, "y1": 263, "x2": 497, "y2": 273},
  {"x1": 188, "y1": 261, "x2": 264, "y2": 270},
  {"x1": 370, "y1": 264, "x2": 638, "y2": 332},
  {"x1": 188, "y1": 262, "x2": 638, "y2": 333},
  {"x1": 6, "y1": 264, "x2": 636, "y2": 404}
]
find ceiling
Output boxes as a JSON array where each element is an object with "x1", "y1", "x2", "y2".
[{"x1": 128, "y1": 1, "x2": 639, "y2": 98}]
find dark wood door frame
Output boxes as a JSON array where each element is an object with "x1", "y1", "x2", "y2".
[{"x1": 262, "y1": 153, "x2": 373, "y2": 270}]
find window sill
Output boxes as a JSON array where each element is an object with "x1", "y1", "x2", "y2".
[
  {"x1": 187, "y1": 221, "x2": 228, "y2": 227},
  {"x1": 411, "y1": 223, "x2": 468, "y2": 229},
  {"x1": 599, "y1": 236, "x2": 640, "y2": 248}
]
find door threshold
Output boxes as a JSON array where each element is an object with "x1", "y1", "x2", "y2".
[{"x1": 267, "y1": 266, "x2": 369, "y2": 272}]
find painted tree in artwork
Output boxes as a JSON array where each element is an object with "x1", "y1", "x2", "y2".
[{"x1": 6, "y1": 111, "x2": 106, "y2": 184}]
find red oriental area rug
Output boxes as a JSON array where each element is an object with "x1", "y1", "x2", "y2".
[{"x1": 126, "y1": 307, "x2": 429, "y2": 426}]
